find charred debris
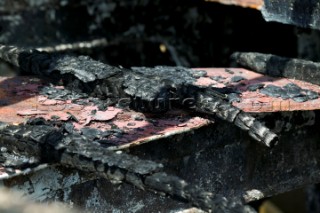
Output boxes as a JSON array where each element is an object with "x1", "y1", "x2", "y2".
[
  {"x1": 1, "y1": 1, "x2": 320, "y2": 212},
  {"x1": 0, "y1": 43, "x2": 281, "y2": 212},
  {"x1": 0, "y1": 44, "x2": 278, "y2": 146},
  {"x1": 2, "y1": 42, "x2": 319, "y2": 212},
  {"x1": 0, "y1": 118, "x2": 256, "y2": 212}
]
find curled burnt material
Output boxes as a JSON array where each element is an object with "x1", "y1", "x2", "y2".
[
  {"x1": 231, "y1": 52, "x2": 320, "y2": 86},
  {"x1": 0, "y1": 44, "x2": 277, "y2": 146},
  {"x1": 194, "y1": 88, "x2": 277, "y2": 147},
  {"x1": 0, "y1": 122, "x2": 253, "y2": 212}
]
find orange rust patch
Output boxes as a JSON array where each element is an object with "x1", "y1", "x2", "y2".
[{"x1": 205, "y1": 0, "x2": 263, "y2": 9}]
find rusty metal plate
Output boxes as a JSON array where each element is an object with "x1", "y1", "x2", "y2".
[
  {"x1": 204, "y1": 0, "x2": 263, "y2": 9},
  {"x1": 1, "y1": 68, "x2": 320, "y2": 150}
]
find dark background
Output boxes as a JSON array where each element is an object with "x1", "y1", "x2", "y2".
[{"x1": 0, "y1": 0, "x2": 298, "y2": 69}]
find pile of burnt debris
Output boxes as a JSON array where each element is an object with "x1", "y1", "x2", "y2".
[{"x1": 1, "y1": 1, "x2": 320, "y2": 213}]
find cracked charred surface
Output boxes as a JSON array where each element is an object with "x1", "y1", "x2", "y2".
[
  {"x1": 0, "y1": 44, "x2": 278, "y2": 147},
  {"x1": 232, "y1": 52, "x2": 320, "y2": 86},
  {"x1": 261, "y1": 0, "x2": 320, "y2": 30},
  {"x1": 127, "y1": 110, "x2": 320, "y2": 204},
  {"x1": 0, "y1": 121, "x2": 255, "y2": 213}
]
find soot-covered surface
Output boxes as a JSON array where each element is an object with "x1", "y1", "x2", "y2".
[
  {"x1": 196, "y1": 68, "x2": 320, "y2": 112},
  {"x1": 0, "y1": 75, "x2": 210, "y2": 151},
  {"x1": 1, "y1": 68, "x2": 320, "y2": 152}
]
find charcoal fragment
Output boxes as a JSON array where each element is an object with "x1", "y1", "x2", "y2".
[
  {"x1": 192, "y1": 70, "x2": 207, "y2": 78},
  {"x1": 29, "y1": 125, "x2": 55, "y2": 143},
  {"x1": 81, "y1": 127, "x2": 101, "y2": 140},
  {"x1": 247, "y1": 83, "x2": 265, "y2": 91},
  {"x1": 212, "y1": 87, "x2": 239, "y2": 95},
  {"x1": 40, "y1": 86, "x2": 88, "y2": 101},
  {"x1": 232, "y1": 52, "x2": 320, "y2": 86},
  {"x1": 110, "y1": 128, "x2": 124, "y2": 134},
  {"x1": 72, "y1": 99, "x2": 88, "y2": 105},
  {"x1": 101, "y1": 131, "x2": 112, "y2": 138},
  {"x1": 260, "y1": 85, "x2": 284, "y2": 98},
  {"x1": 284, "y1": 83, "x2": 302, "y2": 98},
  {"x1": 27, "y1": 117, "x2": 48, "y2": 126},
  {"x1": 0, "y1": 122, "x2": 8, "y2": 131},
  {"x1": 259, "y1": 83, "x2": 319, "y2": 102},
  {"x1": 51, "y1": 115, "x2": 60, "y2": 120},
  {"x1": 225, "y1": 69, "x2": 234, "y2": 74},
  {"x1": 293, "y1": 95, "x2": 308, "y2": 103},
  {"x1": 210, "y1": 76, "x2": 225, "y2": 82},
  {"x1": 113, "y1": 132, "x2": 123, "y2": 138},
  {"x1": 67, "y1": 112, "x2": 79, "y2": 122},
  {"x1": 97, "y1": 140, "x2": 116, "y2": 146},
  {"x1": 64, "y1": 122, "x2": 74, "y2": 133},
  {"x1": 126, "y1": 172, "x2": 145, "y2": 190},
  {"x1": 305, "y1": 90, "x2": 319, "y2": 100},
  {"x1": 280, "y1": 93, "x2": 290, "y2": 100},
  {"x1": 230, "y1": 76, "x2": 246, "y2": 82},
  {"x1": 132, "y1": 114, "x2": 144, "y2": 121},
  {"x1": 227, "y1": 93, "x2": 241, "y2": 103},
  {"x1": 283, "y1": 83, "x2": 301, "y2": 90}
]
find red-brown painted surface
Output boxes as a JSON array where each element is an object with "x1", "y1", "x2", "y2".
[
  {"x1": 195, "y1": 68, "x2": 320, "y2": 112},
  {"x1": 1, "y1": 68, "x2": 320, "y2": 148},
  {"x1": 0, "y1": 76, "x2": 210, "y2": 149}
]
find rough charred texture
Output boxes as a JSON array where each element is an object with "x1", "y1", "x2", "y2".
[
  {"x1": 2, "y1": 110, "x2": 320, "y2": 212},
  {"x1": 259, "y1": 83, "x2": 319, "y2": 102},
  {"x1": 0, "y1": 124, "x2": 49, "y2": 169},
  {"x1": 262, "y1": 0, "x2": 320, "y2": 30},
  {"x1": 0, "y1": 122, "x2": 163, "y2": 176},
  {"x1": 193, "y1": 88, "x2": 278, "y2": 147},
  {"x1": 0, "y1": 44, "x2": 278, "y2": 146},
  {"x1": 126, "y1": 110, "x2": 320, "y2": 204},
  {"x1": 231, "y1": 52, "x2": 320, "y2": 86},
  {"x1": 0, "y1": 122, "x2": 254, "y2": 212}
]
